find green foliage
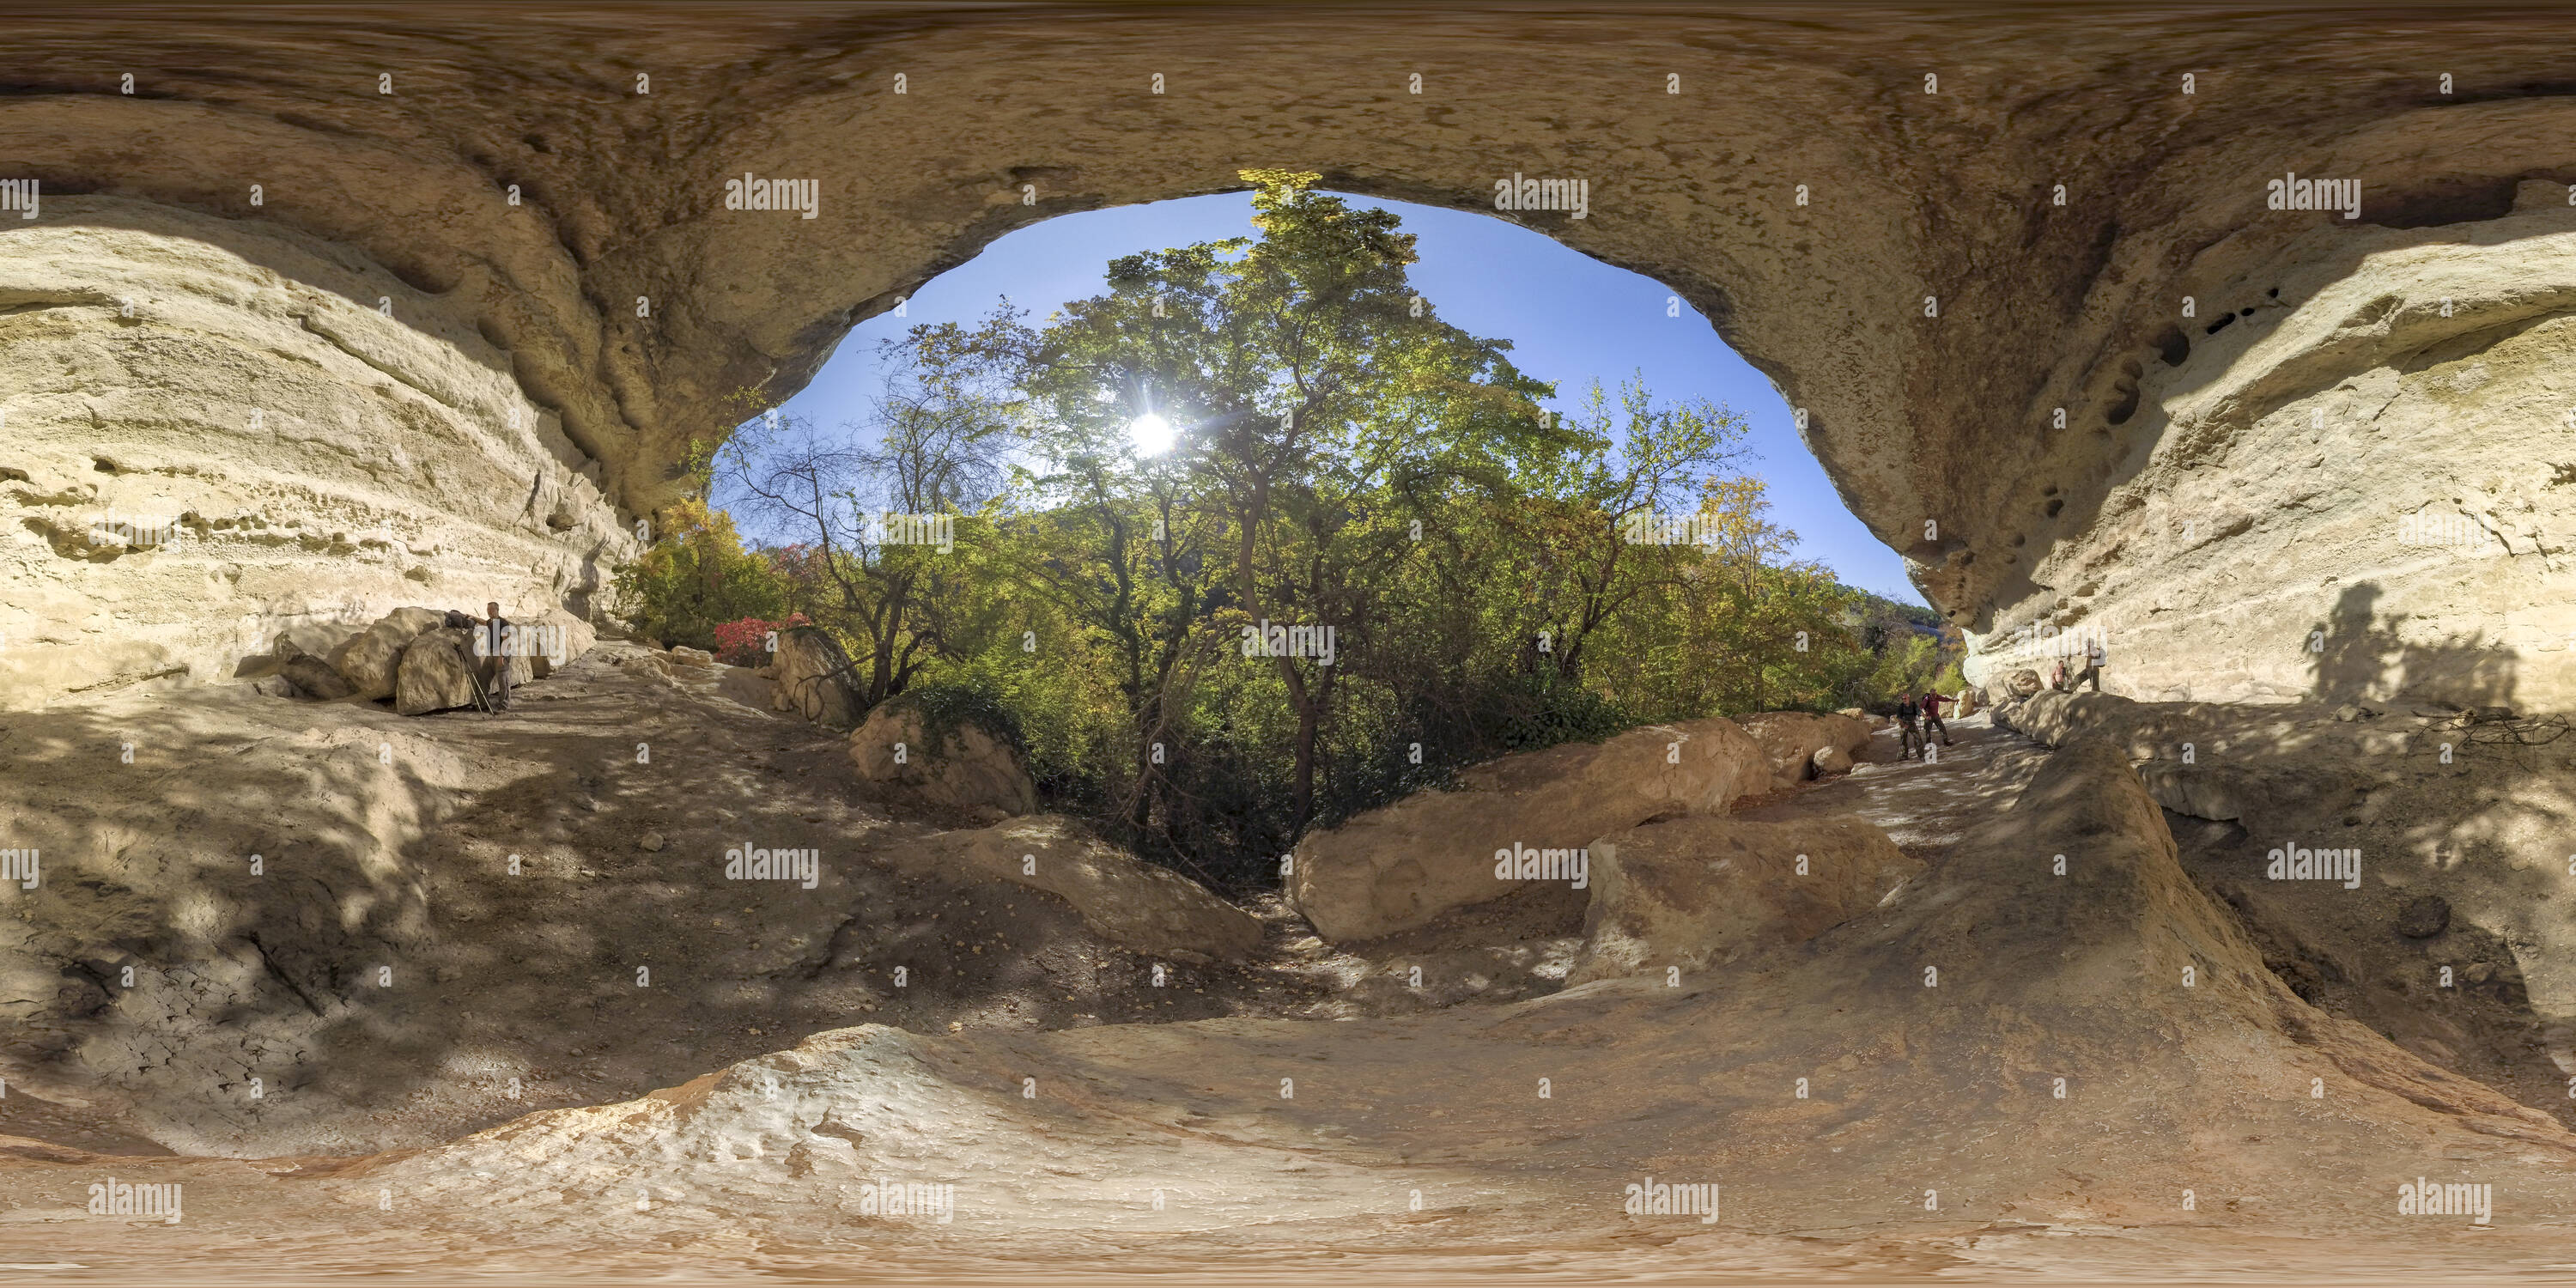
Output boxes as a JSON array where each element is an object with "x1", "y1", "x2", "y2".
[
  {"x1": 618, "y1": 172, "x2": 1967, "y2": 892},
  {"x1": 611, "y1": 497, "x2": 791, "y2": 650},
  {"x1": 876, "y1": 680, "x2": 1026, "y2": 759}
]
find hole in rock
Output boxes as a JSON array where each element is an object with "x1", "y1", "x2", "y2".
[{"x1": 2153, "y1": 324, "x2": 2190, "y2": 367}]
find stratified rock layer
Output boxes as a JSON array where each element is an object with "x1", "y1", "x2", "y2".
[{"x1": 4, "y1": 7, "x2": 2576, "y2": 711}]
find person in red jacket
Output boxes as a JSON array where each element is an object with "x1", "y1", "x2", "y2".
[{"x1": 1918, "y1": 690, "x2": 1953, "y2": 746}]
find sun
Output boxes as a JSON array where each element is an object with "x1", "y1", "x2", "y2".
[{"x1": 1128, "y1": 412, "x2": 1176, "y2": 455}]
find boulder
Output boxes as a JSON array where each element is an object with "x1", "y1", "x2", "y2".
[
  {"x1": 850, "y1": 697, "x2": 1038, "y2": 817},
  {"x1": 620, "y1": 651, "x2": 675, "y2": 681},
  {"x1": 2395, "y1": 894, "x2": 2451, "y2": 939},
  {"x1": 1568, "y1": 815, "x2": 1921, "y2": 985},
  {"x1": 1954, "y1": 687, "x2": 1980, "y2": 717},
  {"x1": 911, "y1": 815, "x2": 1261, "y2": 963},
  {"x1": 330, "y1": 606, "x2": 449, "y2": 701},
  {"x1": 1812, "y1": 744, "x2": 1854, "y2": 775},
  {"x1": 468, "y1": 620, "x2": 535, "y2": 693},
  {"x1": 394, "y1": 627, "x2": 483, "y2": 715},
  {"x1": 2004, "y1": 668, "x2": 2044, "y2": 700},
  {"x1": 1736, "y1": 711, "x2": 1876, "y2": 782},
  {"x1": 529, "y1": 607, "x2": 597, "y2": 679},
  {"x1": 272, "y1": 635, "x2": 355, "y2": 700},
  {"x1": 1290, "y1": 716, "x2": 1772, "y2": 944},
  {"x1": 769, "y1": 626, "x2": 862, "y2": 729},
  {"x1": 274, "y1": 618, "x2": 362, "y2": 663},
  {"x1": 248, "y1": 673, "x2": 304, "y2": 698},
  {"x1": 670, "y1": 645, "x2": 717, "y2": 667}
]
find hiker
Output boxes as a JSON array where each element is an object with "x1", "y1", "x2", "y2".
[
  {"x1": 481, "y1": 600, "x2": 513, "y2": 711},
  {"x1": 2074, "y1": 635, "x2": 2106, "y2": 693},
  {"x1": 1919, "y1": 690, "x2": 1953, "y2": 746},
  {"x1": 1893, "y1": 693, "x2": 1923, "y2": 761},
  {"x1": 2050, "y1": 656, "x2": 2069, "y2": 692}
]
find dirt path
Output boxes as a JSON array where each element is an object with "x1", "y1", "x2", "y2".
[{"x1": 1738, "y1": 712, "x2": 2043, "y2": 860}]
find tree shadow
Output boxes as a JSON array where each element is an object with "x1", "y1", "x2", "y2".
[{"x1": 2306, "y1": 581, "x2": 2517, "y2": 709}]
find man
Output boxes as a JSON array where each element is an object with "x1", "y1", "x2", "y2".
[
  {"x1": 2050, "y1": 656, "x2": 2069, "y2": 692},
  {"x1": 2074, "y1": 635, "x2": 2106, "y2": 693},
  {"x1": 1919, "y1": 690, "x2": 1953, "y2": 746},
  {"x1": 1893, "y1": 692, "x2": 1923, "y2": 761},
  {"x1": 481, "y1": 600, "x2": 513, "y2": 711}
]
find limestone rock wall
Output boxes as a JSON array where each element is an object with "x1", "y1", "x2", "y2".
[
  {"x1": 1965, "y1": 188, "x2": 2576, "y2": 710},
  {"x1": 0, "y1": 200, "x2": 633, "y2": 707},
  {"x1": 3, "y1": 6, "x2": 2575, "y2": 709}
]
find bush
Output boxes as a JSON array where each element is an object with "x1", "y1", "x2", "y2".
[
  {"x1": 611, "y1": 499, "x2": 791, "y2": 651},
  {"x1": 872, "y1": 681, "x2": 1026, "y2": 758},
  {"x1": 712, "y1": 613, "x2": 807, "y2": 666}
]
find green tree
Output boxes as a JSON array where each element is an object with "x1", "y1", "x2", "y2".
[
  {"x1": 1007, "y1": 169, "x2": 1564, "y2": 834},
  {"x1": 611, "y1": 495, "x2": 789, "y2": 649}
]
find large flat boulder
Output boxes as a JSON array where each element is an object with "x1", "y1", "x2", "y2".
[
  {"x1": 330, "y1": 606, "x2": 449, "y2": 701},
  {"x1": 1568, "y1": 815, "x2": 1922, "y2": 986},
  {"x1": 1736, "y1": 711, "x2": 1877, "y2": 784},
  {"x1": 394, "y1": 627, "x2": 483, "y2": 715},
  {"x1": 1289, "y1": 717, "x2": 1771, "y2": 944},
  {"x1": 851, "y1": 697, "x2": 1037, "y2": 817},
  {"x1": 908, "y1": 815, "x2": 1260, "y2": 963}
]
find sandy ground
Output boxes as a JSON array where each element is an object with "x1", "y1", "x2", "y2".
[{"x1": 6, "y1": 683, "x2": 2576, "y2": 1283}]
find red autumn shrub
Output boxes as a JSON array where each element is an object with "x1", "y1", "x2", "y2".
[{"x1": 712, "y1": 612, "x2": 808, "y2": 665}]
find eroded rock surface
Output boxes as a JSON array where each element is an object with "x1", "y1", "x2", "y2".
[
  {"x1": 851, "y1": 697, "x2": 1038, "y2": 818},
  {"x1": 1994, "y1": 686, "x2": 2576, "y2": 1110},
  {"x1": 1569, "y1": 814, "x2": 1920, "y2": 985},
  {"x1": 905, "y1": 815, "x2": 1261, "y2": 963},
  {"x1": 1290, "y1": 717, "x2": 1771, "y2": 943},
  {"x1": 0, "y1": 205, "x2": 630, "y2": 710},
  {"x1": 13, "y1": 702, "x2": 2574, "y2": 1279},
  {"x1": 770, "y1": 626, "x2": 862, "y2": 729},
  {"x1": 1737, "y1": 711, "x2": 1876, "y2": 785},
  {"x1": 5, "y1": 9, "x2": 2576, "y2": 711}
]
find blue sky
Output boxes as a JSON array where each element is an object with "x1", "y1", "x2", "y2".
[{"x1": 732, "y1": 190, "x2": 1924, "y2": 605}]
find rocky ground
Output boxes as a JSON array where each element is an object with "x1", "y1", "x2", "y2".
[
  {"x1": 0, "y1": 641, "x2": 1363, "y2": 1160},
  {"x1": 6, "y1": 667, "x2": 2576, "y2": 1281},
  {"x1": 1995, "y1": 689, "x2": 2576, "y2": 1129}
]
